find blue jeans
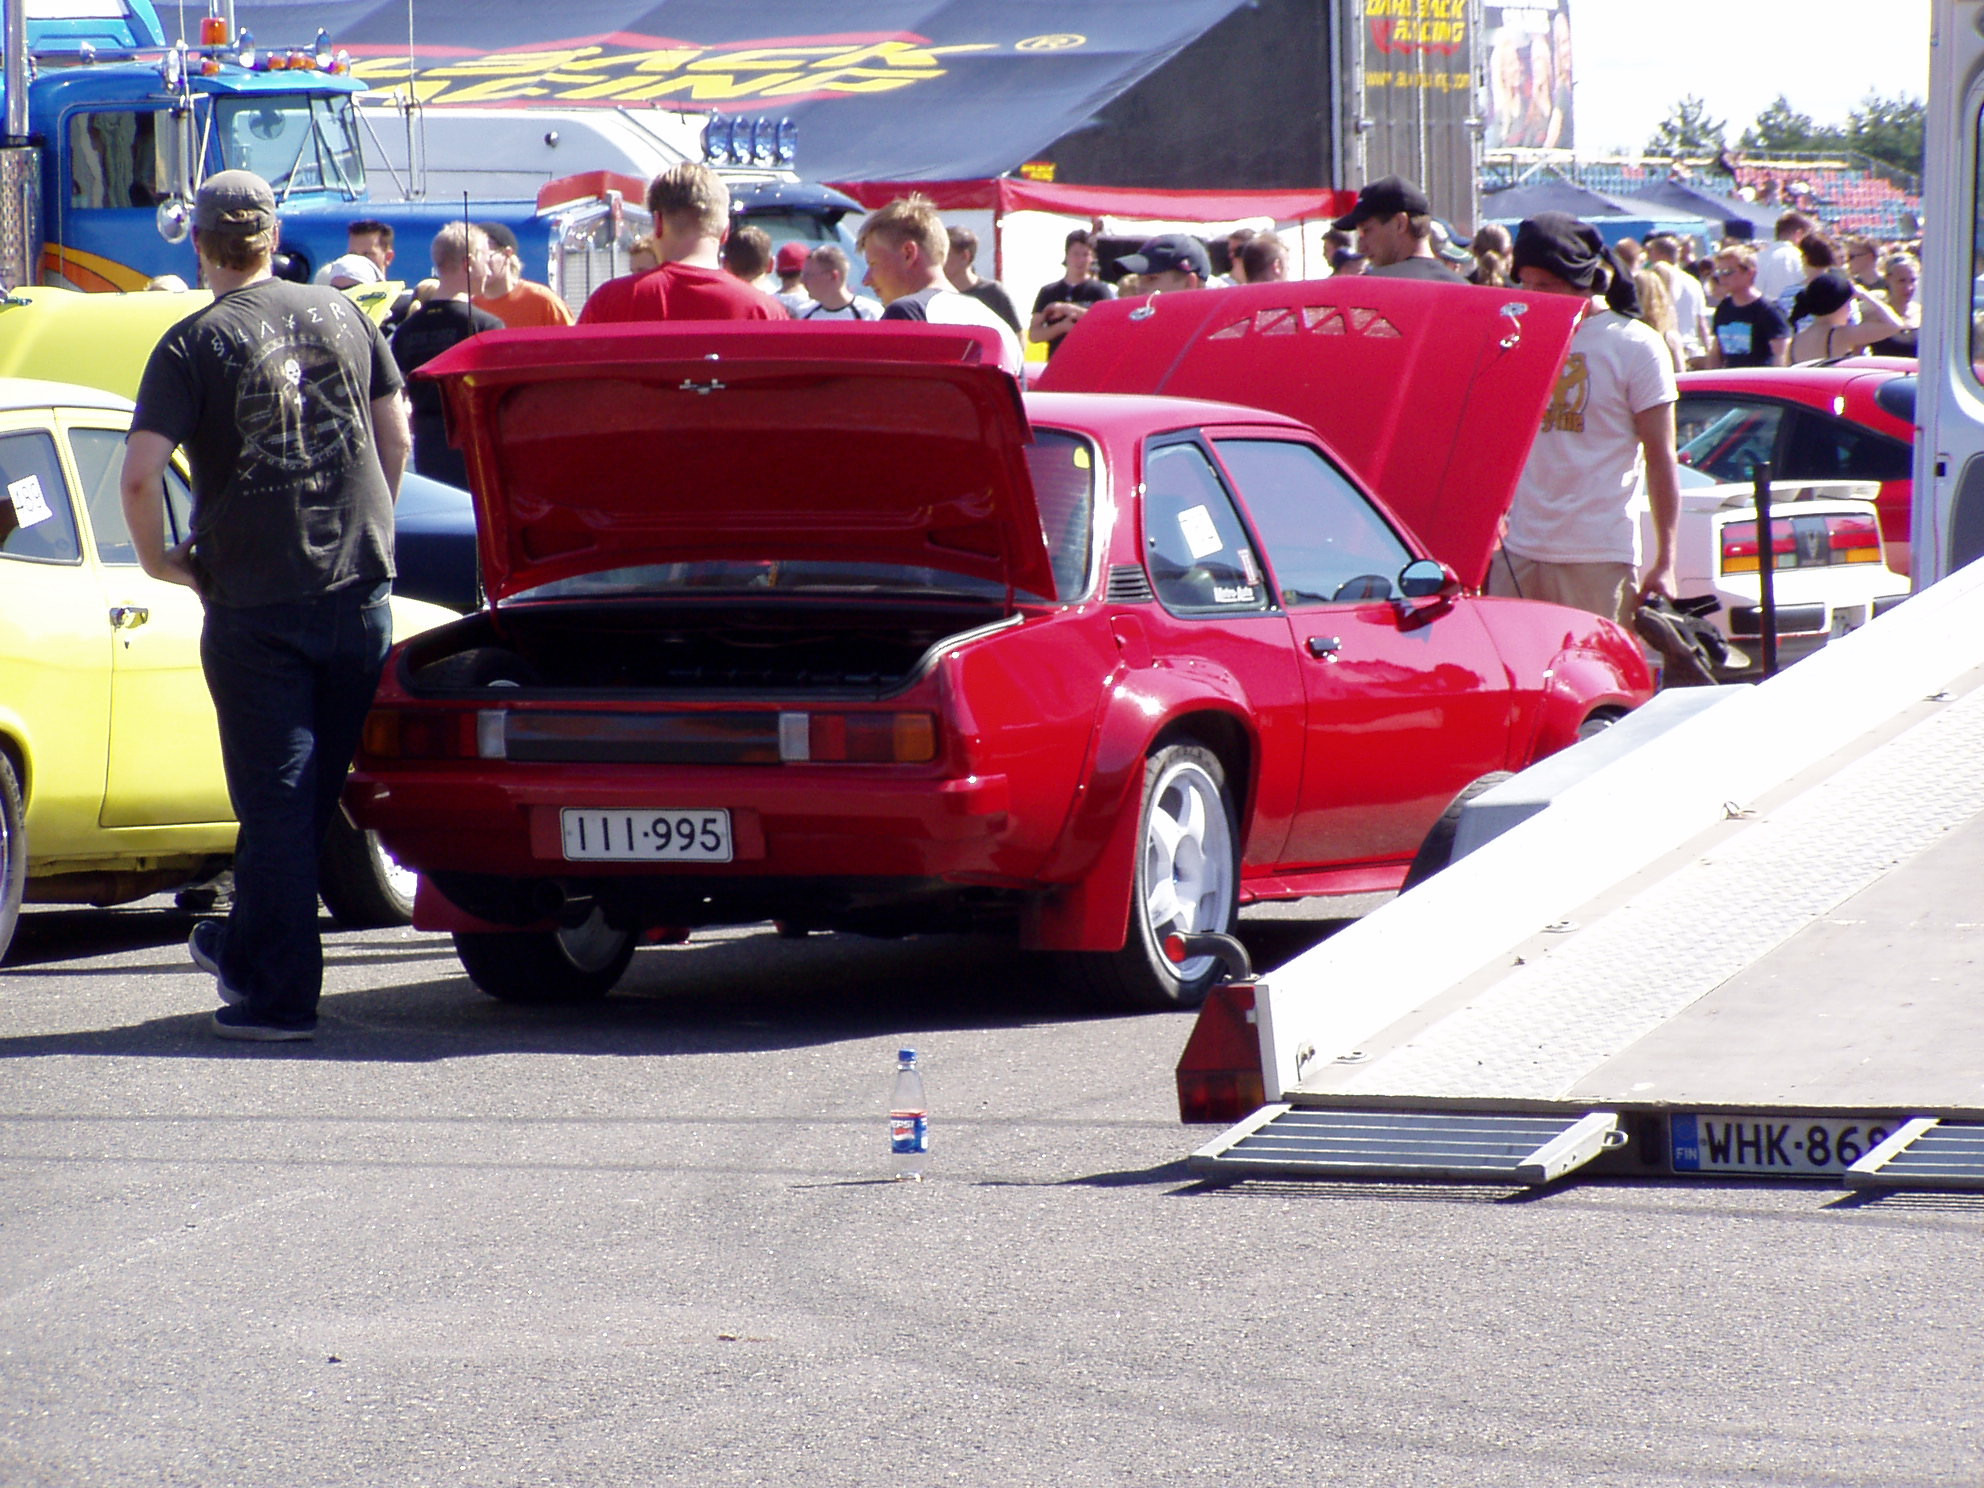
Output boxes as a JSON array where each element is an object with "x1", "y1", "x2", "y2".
[{"x1": 200, "y1": 581, "x2": 392, "y2": 1023}]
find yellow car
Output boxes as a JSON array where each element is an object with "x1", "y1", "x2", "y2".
[
  {"x1": 0, "y1": 284, "x2": 405, "y2": 400},
  {"x1": 0, "y1": 378, "x2": 452, "y2": 961}
]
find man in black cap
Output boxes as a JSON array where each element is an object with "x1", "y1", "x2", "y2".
[
  {"x1": 1331, "y1": 176, "x2": 1468, "y2": 284},
  {"x1": 1030, "y1": 232, "x2": 1206, "y2": 351},
  {"x1": 119, "y1": 169, "x2": 410, "y2": 1041},
  {"x1": 1118, "y1": 232, "x2": 1212, "y2": 294},
  {"x1": 1488, "y1": 211, "x2": 1680, "y2": 631}
]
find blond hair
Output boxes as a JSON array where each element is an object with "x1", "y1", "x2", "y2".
[
  {"x1": 855, "y1": 194, "x2": 948, "y2": 266},
  {"x1": 430, "y1": 220, "x2": 487, "y2": 274},
  {"x1": 646, "y1": 162, "x2": 730, "y2": 239}
]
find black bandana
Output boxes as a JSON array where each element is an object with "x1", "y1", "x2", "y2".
[{"x1": 1511, "y1": 211, "x2": 1641, "y2": 319}]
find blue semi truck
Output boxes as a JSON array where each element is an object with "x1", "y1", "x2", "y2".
[{"x1": 0, "y1": 0, "x2": 860, "y2": 304}]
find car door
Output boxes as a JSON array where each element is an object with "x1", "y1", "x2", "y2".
[
  {"x1": 1135, "y1": 437, "x2": 1307, "y2": 869},
  {"x1": 64, "y1": 421, "x2": 233, "y2": 829},
  {"x1": 1210, "y1": 434, "x2": 1512, "y2": 868},
  {"x1": 0, "y1": 420, "x2": 114, "y2": 859}
]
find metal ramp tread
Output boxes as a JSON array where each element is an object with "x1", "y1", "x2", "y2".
[
  {"x1": 1846, "y1": 1120, "x2": 1984, "y2": 1190},
  {"x1": 1190, "y1": 1106, "x2": 1622, "y2": 1186}
]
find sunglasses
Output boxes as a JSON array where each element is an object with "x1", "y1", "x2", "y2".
[{"x1": 1714, "y1": 266, "x2": 1749, "y2": 279}]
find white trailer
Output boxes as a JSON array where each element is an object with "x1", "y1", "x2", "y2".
[{"x1": 1188, "y1": 3, "x2": 1984, "y2": 1189}]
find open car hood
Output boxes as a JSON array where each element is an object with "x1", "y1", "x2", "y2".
[
  {"x1": 1037, "y1": 277, "x2": 1584, "y2": 588},
  {"x1": 418, "y1": 322, "x2": 1052, "y2": 603}
]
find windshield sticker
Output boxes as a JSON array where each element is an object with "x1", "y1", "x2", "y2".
[
  {"x1": 1177, "y1": 504, "x2": 1223, "y2": 560},
  {"x1": 6, "y1": 474, "x2": 53, "y2": 529},
  {"x1": 1238, "y1": 547, "x2": 1261, "y2": 585},
  {"x1": 1213, "y1": 584, "x2": 1256, "y2": 604}
]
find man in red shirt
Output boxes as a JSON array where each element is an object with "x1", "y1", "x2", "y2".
[{"x1": 579, "y1": 163, "x2": 788, "y2": 324}]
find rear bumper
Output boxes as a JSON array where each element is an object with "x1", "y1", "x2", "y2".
[{"x1": 344, "y1": 765, "x2": 1021, "y2": 883}]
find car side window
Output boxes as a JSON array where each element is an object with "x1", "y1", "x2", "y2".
[
  {"x1": 0, "y1": 430, "x2": 83, "y2": 564},
  {"x1": 66, "y1": 426, "x2": 194, "y2": 563},
  {"x1": 1212, "y1": 439, "x2": 1412, "y2": 606},
  {"x1": 1022, "y1": 429, "x2": 1094, "y2": 602},
  {"x1": 1675, "y1": 397, "x2": 1783, "y2": 483},
  {"x1": 1780, "y1": 409, "x2": 1912, "y2": 484},
  {"x1": 1141, "y1": 441, "x2": 1271, "y2": 615}
]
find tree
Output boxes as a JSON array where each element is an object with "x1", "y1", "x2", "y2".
[
  {"x1": 1740, "y1": 95, "x2": 1845, "y2": 156},
  {"x1": 1847, "y1": 92, "x2": 1927, "y2": 175},
  {"x1": 1647, "y1": 95, "x2": 1727, "y2": 158}
]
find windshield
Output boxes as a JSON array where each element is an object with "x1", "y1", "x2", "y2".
[{"x1": 215, "y1": 94, "x2": 364, "y2": 199}]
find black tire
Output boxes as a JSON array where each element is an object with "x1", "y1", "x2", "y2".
[
  {"x1": 0, "y1": 751, "x2": 25, "y2": 964},
  {"x1": 318, "y1": 813, "x2": 417, "y2": 929},
  {"x1": 1577, "y1": 708, "x2": 1627, "y2": 742},
  {"x1": 453, "y1": 910, "x2": 636, "y2": 1004},
  {"x1": 1064, "y1": 743, "x2": 1240, "y2": 1012},
  {"x1": 1400, "y1": 771, "x2": 1514, "y2": 892}
]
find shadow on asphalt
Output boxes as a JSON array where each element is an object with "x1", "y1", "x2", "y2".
[{"x1": 0, "y1": 905, "x2": 1355, "y2": 1065}]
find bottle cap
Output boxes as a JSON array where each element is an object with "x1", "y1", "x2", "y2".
[{"x1": 898, "y1": 1047, "x2": 916, "y2": 1062}]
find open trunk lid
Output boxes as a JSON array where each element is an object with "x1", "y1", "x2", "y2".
[
  {"x1": 1038, "y1": 277, "x2": 1584, "y2": 588},
  {"x1": 417, "y1": 322, "x2": 1054, "y2": 603}
]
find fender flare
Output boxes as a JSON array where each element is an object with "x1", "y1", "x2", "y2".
[
  {"x1": 1527, "y1": 648, "x2": 1643, "y2": 763},
  {"x1": 1021, "y1": 664, "x2": 1258, "y2": 953}
]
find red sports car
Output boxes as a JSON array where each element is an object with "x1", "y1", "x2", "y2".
[{"x1": 344, "y1": 280, "x2": 1651, "y2": 1009}]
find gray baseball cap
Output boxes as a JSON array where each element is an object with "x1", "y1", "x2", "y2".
[{"x1": 193, "y1": 170, "x2": 277, "y2": 234}]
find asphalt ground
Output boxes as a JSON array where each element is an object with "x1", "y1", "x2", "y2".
[{"x1": 3, "y1": 903, "x2": 1980, "y2": 1487}]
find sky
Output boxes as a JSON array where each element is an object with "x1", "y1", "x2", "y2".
[{"x1": 1569, "y1": 0, "x2": 1931, "y2": 157}]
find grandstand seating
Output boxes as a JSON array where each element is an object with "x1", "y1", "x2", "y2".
[{"x1": 1482, "y1": 157, "x2": 1921, "y2": 241}]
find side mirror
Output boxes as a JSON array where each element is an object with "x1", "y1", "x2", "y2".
[
  {"x1": 155, "y1": 198, "x2": 191, "y2": 244},
  {"x1": 1398, "y1": 558, "x2": 1460, "y2": 600}
]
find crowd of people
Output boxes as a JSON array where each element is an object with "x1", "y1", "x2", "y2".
[{"x1": 313, "y1": 159, "x2": 1927, "y2": 500}]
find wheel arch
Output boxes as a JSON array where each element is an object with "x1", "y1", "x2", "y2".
[
  {"x1": 1023, "y1": 680, "x2": 1259, "y2": 954},
  {"x1": 1524, "y1": 650, "x2": 1646, "y2": 764},
  {"x1": 0, "y1": 720, "x2": 31, "y2": 811}
]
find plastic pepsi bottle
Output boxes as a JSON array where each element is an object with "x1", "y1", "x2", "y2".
[{"x1": 889, "y1": 1048, "x2": 928, "y2": 1180}]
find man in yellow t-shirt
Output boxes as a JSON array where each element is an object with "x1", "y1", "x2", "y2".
[{"x1": 471, "y1": 221, "x2": 576, "y2": 328}]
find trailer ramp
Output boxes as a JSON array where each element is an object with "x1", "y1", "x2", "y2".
[
  {"x1": 1191, "y1": 1107, "x2": 1623, "y2": 1185},
  {"x1": 1208, "y1": 559, "x2": 1984, "y2": 1191}
]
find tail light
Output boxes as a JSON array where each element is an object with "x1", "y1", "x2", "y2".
[
  {"x1": 361, "y1": 709, "x2": 489, "y2": 760},
  {"x1": 779, "y1": 711, "x2": 937, "y2": 764},
  {"x1": 1722, "y1": 513, "x2": 1884, "y2": 575},
  {"x1": 1825, "y1": 512, "x2": 1881, "y2": 564}
]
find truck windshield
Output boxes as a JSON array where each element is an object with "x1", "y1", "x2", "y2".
[{"x1": 214, "y1": 95, "x2": 364, "y2": 199}]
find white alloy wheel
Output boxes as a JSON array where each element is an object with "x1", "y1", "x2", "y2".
[{"x1": 1138, "y1": 753, "x2": 1237, "y2": 987}]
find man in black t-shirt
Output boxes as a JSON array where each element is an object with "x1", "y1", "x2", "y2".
[
  {"x1": 1708, "y1": 245, "x2": 1791, "y2": 368},
  {"x1": 119, "y1": 170, "x2": 410, "y2": 1041},
  {"x1": 391, "y1": 222, "x2": 503, "y2": 487},
  {"x1": 1332, "y1": 175, "x2": 1469, "y2": 285},
  {"x1": 1029, "y1": 229, "x2": 1117, "y2": 359}
]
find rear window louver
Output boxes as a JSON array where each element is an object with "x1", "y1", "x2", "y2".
[{"x1": 1106, "y1": 564, "x2": 1154, "y2": 603}]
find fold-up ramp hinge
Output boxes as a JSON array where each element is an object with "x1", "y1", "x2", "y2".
[{"x1": 1189, "y1": 1107, "x2": 1623, "y2": 1186}]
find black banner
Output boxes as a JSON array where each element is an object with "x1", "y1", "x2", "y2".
[{"x1": 229, "y1": 0, "x2": 1249, "y2": 181}]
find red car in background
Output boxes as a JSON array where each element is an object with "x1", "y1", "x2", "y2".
[
  {"x1": 1673, "y1": 359, "x2": 1917, "y2": 572},
  {"x1": 344, "y1": 281, "x2": 1651, "y2": 1011}
]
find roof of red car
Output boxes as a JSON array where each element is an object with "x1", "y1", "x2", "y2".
[{"x1": 1677, "y1": 358, "x2": 1915, "y2": 399}]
